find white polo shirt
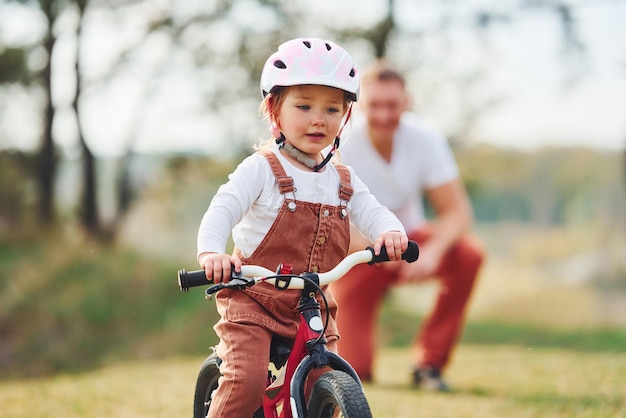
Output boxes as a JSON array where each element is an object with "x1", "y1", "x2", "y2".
[{"x1": 340, "y1": 112, "x2": 459, "y2": 232}]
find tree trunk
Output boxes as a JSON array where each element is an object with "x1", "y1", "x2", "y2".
[
  {"x1": 36, "y1": 1, "x2": 57, "y2": 226},
  {"x1": 74, "y1": 0, "x2": 100, "y2": 236},
  {"x1": 369, "y1": 0, "x2": 395, "y2": 58}
]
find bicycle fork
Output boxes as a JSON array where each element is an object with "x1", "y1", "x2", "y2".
[{"x1": 264, "y1": 274, "x2": 363, "y2": 418}]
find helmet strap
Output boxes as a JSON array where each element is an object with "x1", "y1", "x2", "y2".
[
  {"x1": 336, "y1": 102, "x2": 353, "y2": 140},
  {"x1": 275, "y1": 132, "x2": 286, "y2": 145},
  {"x1": 313, "y1": 137, "x2": 339, "y2": 172}
]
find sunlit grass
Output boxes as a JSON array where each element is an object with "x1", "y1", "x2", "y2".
[
  {"x1": 0, "y1": 357, "x2": 199, "y2": 418},
  {"x1": 366, "y1": 345, "x2": 626, "y2": 418},
  {"x1": 1, "y1": 345, "x2": 624, "y2": 418}
]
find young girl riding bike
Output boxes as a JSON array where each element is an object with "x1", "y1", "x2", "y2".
[{"x1": 196, "y1": 37, "x2": 408, "y2": 417}]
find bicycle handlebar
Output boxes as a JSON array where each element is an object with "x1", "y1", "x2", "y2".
[{"x1": 178, "y1": 240, "x2": 419, "y2": 292}]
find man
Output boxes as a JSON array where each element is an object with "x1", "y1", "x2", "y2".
[{"x1": 330, "y1": 61, "x2": 484, "y2": 391}]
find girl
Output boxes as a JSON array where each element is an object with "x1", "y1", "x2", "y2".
[{"x1": 196, "y1": 37, "x2": 407, "y2": 417}]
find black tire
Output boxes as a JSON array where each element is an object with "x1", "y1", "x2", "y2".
[
  {"x1": 193, "y1": 354, "x2": 264, "y2": 418},
  {"x1": 307, "y1": 370, "x2": 373, "y2": 418},
  {"x1": 193, "y1": 354, "x2": 221, "y2": 418}
]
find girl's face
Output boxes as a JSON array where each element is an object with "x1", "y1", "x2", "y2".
[{"x1": 275, "y1": 85, "x2": 347, "y2": 159}]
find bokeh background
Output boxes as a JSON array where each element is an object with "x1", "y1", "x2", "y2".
[{"x1": 1, "y1": 0, "x2": 625, "y2": 415}]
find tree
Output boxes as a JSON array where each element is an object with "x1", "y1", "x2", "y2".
[
  {"x1": 1, "y1": 0, "x2": 63, "y2": 226},
  {"x1": 66, "y1": 0, "x2": 305, "y2": 239},
  {"x1": 72, "y1": 0, "x2": 100, "y2": 235},
  {"x1": 3, "y1": 0, "x2": 624, "y2": 240},
  {"x1": 37, "y1": 0, "x2": 59, "y2": 226}
]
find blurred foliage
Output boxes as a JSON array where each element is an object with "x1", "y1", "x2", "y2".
[
  {"x1": 380, "y1": 302, "x2": 626, "y2": 353},
  {"x1": 455, "y1": 144, "x2": 623, "y2": 225},
  {"x1": 0, "y1": 47, "x2": 32, "y2": 85},
  {"x1": 2, "y1": 143, "x2": 622, "y2": 231},
  {"x1": 3, "y1": 144, "x2": 620, "y2": 241},
  {"x1": 0, "y1": 150, "x2": 37, "y2": 238},
  {"x1": 0, "y1": 234, "x2": 220, "y2": 380}
]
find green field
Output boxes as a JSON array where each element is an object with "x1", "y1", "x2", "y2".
[{"x1": 1, "y1": 344, "x2": 625, "y2": 418}]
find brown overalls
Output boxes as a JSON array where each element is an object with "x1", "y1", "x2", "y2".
[{"x1": 207, "y1": 150, "x2": 353, "y2": 417}]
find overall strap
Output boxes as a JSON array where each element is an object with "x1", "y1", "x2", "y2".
[
  {"x1": 333, "y1": 162, "x2": 353, "y2": 203},
  {"x1": 260, "y1": 150, "x2": 294, "y2": 195}
]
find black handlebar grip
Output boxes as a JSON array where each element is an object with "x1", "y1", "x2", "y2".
[
  {"x1": 368, "y1": 240, "x2": 419, "y2": 264},
  {"x1": 402, "y1": 241, "x2": 419, "y2": 263},
  {"x1": 178, "y1": 269, "x2": 212, "y2": 292}
]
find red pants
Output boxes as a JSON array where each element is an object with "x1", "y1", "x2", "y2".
[{"x1": 329, "y1": 228, "x2": 484, "y2": 380}]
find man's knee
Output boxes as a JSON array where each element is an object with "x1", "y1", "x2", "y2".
[{"x1": 456, "y1": 235, "x2": 485, "y2": 270}]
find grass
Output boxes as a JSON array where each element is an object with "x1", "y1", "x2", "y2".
[
  {"x1": 1, "y1": 222, "x2": 625, "y2": 416},
  {"x1": 380, "y1": 305, "x2": 626, "y2": 353},
  {"x1": 368, "y1": 345, "x2": 626, "y2": 418},
  {"x1": 1, "y1": 344, "x2": 625, "y2": 418}
]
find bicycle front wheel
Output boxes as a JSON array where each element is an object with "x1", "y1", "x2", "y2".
[{"x1": 307, "y1": 370, "x2": 373, "y2": 418}]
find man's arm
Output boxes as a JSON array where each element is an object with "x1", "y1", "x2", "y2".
[
  {"x1": 423, "y1": 177, "x2": 473, "y2": 257},
  {"x1": 397, "y1": 177, "x2": 473, "y2": 282}
]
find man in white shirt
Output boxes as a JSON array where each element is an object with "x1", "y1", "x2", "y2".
[{"x1": 329, "y1": 62, "x2": 485, "y2": 391}]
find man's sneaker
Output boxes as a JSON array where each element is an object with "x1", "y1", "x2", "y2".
[{"x1": 412, "y1": 366, "x2": 450, "y2": 392}]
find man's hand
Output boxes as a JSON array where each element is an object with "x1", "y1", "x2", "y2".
[{"x1": 396, "y1": 242, "x2": 443, "y2": 283}]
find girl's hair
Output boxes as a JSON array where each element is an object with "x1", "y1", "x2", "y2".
[{"x1": 255, "y1": 85, "x2": 353, "y2": 150}]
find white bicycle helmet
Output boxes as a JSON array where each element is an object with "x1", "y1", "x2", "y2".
[{"x1": 260, "y1": 38, "x2": 360, "y2": 102}]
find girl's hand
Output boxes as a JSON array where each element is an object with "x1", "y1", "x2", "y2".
[
  {"x1": 198, "y1": 252, "x2": 242, "y2": 283},
  {"x1": 373, "y1": 230, "x2": 408, "y2": 261}
]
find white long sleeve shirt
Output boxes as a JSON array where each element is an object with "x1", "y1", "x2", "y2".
[{"x1": 197, "y1": 144, "x2": 404, "y2": 259}]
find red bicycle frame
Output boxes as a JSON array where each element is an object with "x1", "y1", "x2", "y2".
[{"x1": 262, "y1": 273, "x2": 361, "y2": 418}]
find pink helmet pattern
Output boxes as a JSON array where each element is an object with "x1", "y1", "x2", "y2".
[{"x1": 260, "y1": 38, "x2": 360, "y2": 102}]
